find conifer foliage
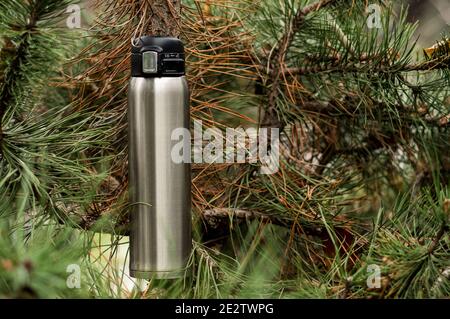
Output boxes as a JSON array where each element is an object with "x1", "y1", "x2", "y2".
[
  {"x1": 0, "y1": 0, "x2": 449, "y2": 298},
  {"x1": 0, "y1": 0, "x2": 108, "y2": 297}
]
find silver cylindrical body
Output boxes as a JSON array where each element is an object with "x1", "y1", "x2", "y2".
[{"x1": 128, "y1": 76, "x2": 191, "y2": 279}]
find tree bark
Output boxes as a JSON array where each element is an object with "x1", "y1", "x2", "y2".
[{"x1": 142, "y1": 0, "x2": 182, "y2": 37}]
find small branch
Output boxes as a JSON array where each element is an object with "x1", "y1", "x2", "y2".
[
  {"x1": 60, "y1": 208, "x2": 290, "y2": 236},
  {"x1": 261, "y1": 0, "x2": 338, "y2": 129},
  {"x1": 427, "y1": 222, "x2": 448, "y2": 255},
  {"x1": 268, "y1": 55, "x2": 450, "y2": 76},
  {"x1": 298, "y1": 99, "x2": 449, "y2": 128},
  {"x1": 203, "y1": 208, "x2": 290, "y2": 228},
  {"x1": 0, "y1": 5, "x2": 39, "y2": 147},
  {"x1": 404, "y1": 56, "x2": 450, "y2": 72}
]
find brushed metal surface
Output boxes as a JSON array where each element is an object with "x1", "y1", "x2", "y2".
[{"x1": 128, "y1": 76, "x2": 191, "y2": 279}]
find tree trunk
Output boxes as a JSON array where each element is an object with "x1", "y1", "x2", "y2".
[{"x1": 138, "y1": 0, "x2": 181, "y2": 37}]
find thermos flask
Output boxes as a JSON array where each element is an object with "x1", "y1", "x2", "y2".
[{"x1": 128, "y1": 36, "x2": 191, "y2": 279}]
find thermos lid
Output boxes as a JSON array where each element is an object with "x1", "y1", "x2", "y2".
[{"x1": 131, "y1": 36, "x2": 185, "y2": 77}]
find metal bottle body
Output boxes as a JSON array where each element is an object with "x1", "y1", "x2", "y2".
[{"x1": 128, "y1": 76, "x2": 191, "y2": 279}]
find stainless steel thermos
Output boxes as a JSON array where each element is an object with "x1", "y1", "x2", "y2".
[{"x1": 128, "y1": 36, "x2": 191, "y2": 279}]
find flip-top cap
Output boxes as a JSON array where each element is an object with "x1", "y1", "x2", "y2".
[{"x1": 131, "y1": 36, "x2": 185, "y2": 77}]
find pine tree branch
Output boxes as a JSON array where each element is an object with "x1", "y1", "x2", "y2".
[
  {"x1": 64, "y1": 206, "x2": 340, "y2": 239},
  {"x1": 299, "y1": 99, "x2": 449, "y2": 128},
  {"x1": 272, "y1": 55, "x2": 450, "y2": 75},
  {"x1": 314, "y1": 129, "x2": 395, "y2": 176},
  {"x1": 0, "y1": 4, "x2": 39, "y2": 148},
  {"x1": 203, "y1": 208, "x2": 290, "y2": 228},
  {"x1": 427, "y1": 221, "x2": 448, "y2": 255},
  {"x1": 61, "y1": 207, "x2": 290, "y2": 236},
  {"x1": 404, "y1": 56, "x2": 450, "y2": 72},
  {"x1": 397, "y1": 220, "x2": 449, "y2": 296},
  {"x1": 261, "y1": 0, "x2": 338, "y2": 129}
]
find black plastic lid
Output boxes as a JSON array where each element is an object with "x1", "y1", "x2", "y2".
[{"x1": 131, "y1": 36, "x2": 185, "y2": 77}]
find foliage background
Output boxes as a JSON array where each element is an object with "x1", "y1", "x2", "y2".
[{"x1": 0, "y1": 0, "x2": 448, "y2": 298}]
